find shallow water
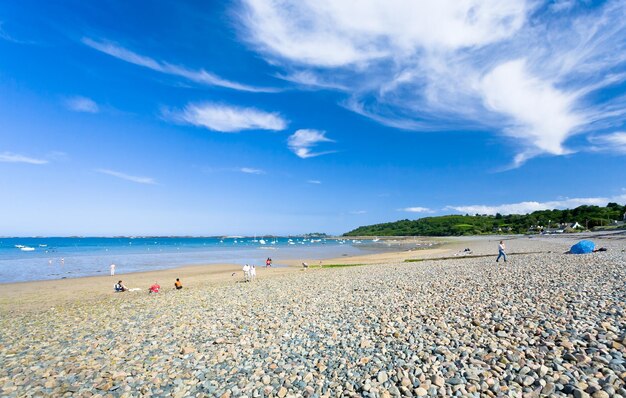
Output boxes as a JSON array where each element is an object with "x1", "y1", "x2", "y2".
[{"x1": 0, "y1": 237, "x2": 399, "y2": 283}]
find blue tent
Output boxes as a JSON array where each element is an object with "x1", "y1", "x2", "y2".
[{"x1": 570, "y1": 240, "x2": 595, "y2": 254}]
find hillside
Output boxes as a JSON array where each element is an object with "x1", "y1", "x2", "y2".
[{"x1": 344, "y1": 203, "x2": 626, "y2": 236}]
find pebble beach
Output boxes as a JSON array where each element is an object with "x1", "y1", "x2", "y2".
[{"x1": 1, "y1": 233, "x2": 625, "y2": 398}]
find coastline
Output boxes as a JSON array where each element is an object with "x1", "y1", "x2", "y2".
[
  {"x1": 2, "y1": 232, "x2": 613, "y2": 313},
  {"x1": 2, "y1": 232, "x2": 625, "y2": 397},
  {"x1": 0, "y1": 242, "x2": 449, "y2": 313}
]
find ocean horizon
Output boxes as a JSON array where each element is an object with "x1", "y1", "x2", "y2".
[{"x1": 0, "y1": 236, "x2": 413, "y2": 283}]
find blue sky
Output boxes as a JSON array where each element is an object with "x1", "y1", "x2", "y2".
[{"x1": 1, "y1": 0, "x2": 625, "y2": 236}]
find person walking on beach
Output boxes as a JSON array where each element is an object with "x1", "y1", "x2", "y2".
[
  {"x1": 250, "y1": 265, "x2": 257, "y2": 281},
  {"x1": 110, "y1": 263, "x2": 116, "y2": 276},
  {"x1": 496, "y1": 241, "x2": 507, "y2": 263},
  {"x1": 266, "y1": 257, "x2": 272, "y2": 268},
  {"x1": 243, "y1": 264, "x2": 251, "y2": 282}
]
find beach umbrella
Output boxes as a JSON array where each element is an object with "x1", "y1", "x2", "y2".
[{"x1": 570, "y1": 240, "x2": 595, "y2": 254}]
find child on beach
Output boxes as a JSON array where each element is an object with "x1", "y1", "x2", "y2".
[
  {"x1": 149, "y1": 282, "x2": 160, "y2": 293},
  {"x1": 250, "y1": 265, "x2": 256, "y2": 281},
  {"x1": 496, "y1": 241, "x2": 507, "y2": 263},
  {"x1": 266, "y1": 258, "x2": 272, "y2": 268},
  {"x1": 174, "y1": 278, "x2": 183, "y2": 290},
  {"x1": 242, "y1": 264, "x2": 251, "y2": 282}
]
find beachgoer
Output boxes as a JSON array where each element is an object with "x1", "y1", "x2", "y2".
[
  {"x1": 114, "y1": 280, "x2": 127, "y2": 292},
  {"x1": 149, "y1": 281, "x2": 160, "y2": 293},
  {"x1": 61, "y1": 258, "x2": 64, "y2": 266},
  {"x1": 302, "y1": 262, "x2": 309, "y2": 269},
  {"x1": 266, "y1": 257, "x2": 272, "y2": 268},
  {"x1": 110, "y1": 263, "x2": 116, "y2": 276},
  {"x1": 174, "y1": 278, "x2": 183, "y2": 290},
  {"x1": 243, "y1": 264, "x2": 251, "y2": 282},
  {"x1": 496, "y1": 241, "x2": 507, "y2": 263},
  {"x1": 250, "y1": 265, "x2": 257, "y2": 281}
]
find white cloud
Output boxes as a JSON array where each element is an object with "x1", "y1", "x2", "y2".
[
  {"x1": 65, "y1": 96, "x2": 99, "y2": 113},
  {"x1": 238, "y1": 0, "x2": 626, "y2": 166},
  {"x1": 0, "y1": 152, "x2": 48, "y2": 165},
  {"x1": 166, "y1": 102, "x2": 287, "y2": 132},
  {"x1": 350, "y1": 210, "x2": 367, "y2": 215},
  {"x1": 240, "y1": 167, "x2": 265, "y2": 174},
  {"x1": 287, "y1": 129, "x2": 335, "y2": 158},
  {"x1": 82, "y1": 37, "x2": 276, "y2": 93},
  {"x1": 97, "y1": 169, "x2": 156, "y2": 185},
  {"x1": 307, "y1": 180, "x2": 321, "y2": 184},
  {"x1": 446, "y1": 194, "x2": 626, "y2": 215},
  {"x1": 480, "y1": 60, "x2": 583, "y2": 165},
  {"x1": 240, "y1": 0, "x2": 526, "y2": 67},
  {"x1": 400, "y1": 207, "x2": 435, "y2": 213},
  {"x1": 589, "y1": 132, "x2": 626, "y2": 153}
]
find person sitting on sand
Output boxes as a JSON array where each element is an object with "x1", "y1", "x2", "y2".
[
  {"x1": 149, "y1": 281, "x2": 160, "y2": 293},
  {"x1": 302, "y1": 262, "x2": 309, "y2": 269},
  {"x1": 174, "y1": 278, "x2": 183, "y2": 290},
  {"x1": 114, "y1": 280, "x2": 127, "y2": 292}
]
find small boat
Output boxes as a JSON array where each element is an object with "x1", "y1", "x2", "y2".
[
  {"x1": 20, "y1": 246, "x2": 35, "y2": 251},
  {"x1": 39, "y1": 244, "x2": 48, "y2": 247},
  {"x1": 259, "y1": 239, "x2": 266, "y2": 245},
  {"x1": 372, "y1": 238, "x2": 380, "y2": 242},
  {"x1": 15, "y1": 245, "x2": 25, "y2": 248}
]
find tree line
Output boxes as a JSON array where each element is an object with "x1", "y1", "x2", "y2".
[{"x1": 343, "y1": 203, "x2": 626, "y2": 236}]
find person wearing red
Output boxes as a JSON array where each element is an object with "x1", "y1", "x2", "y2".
[{"x1": 149, "y1": 281, "x2": 160, "y2": 293}]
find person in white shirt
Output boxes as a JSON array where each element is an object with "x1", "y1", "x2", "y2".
[
  {"x1": 496, "y1": 241, "x2": 507, "y2": 263},
  {"x1": 242, "y1": 264, "x2": 250, "y2": 282},
  {"x1": 250, "y1": 265, "x2": 257, "y2": 281},
  {"x1": 110, "y1": 263, "x2": 116, "y2": 276}
]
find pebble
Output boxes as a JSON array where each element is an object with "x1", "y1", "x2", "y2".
[{"x1": 1, "y1": 237, "x2": 625, "y2": 398}]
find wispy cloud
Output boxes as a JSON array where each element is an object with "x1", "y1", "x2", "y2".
[
  {"x1": 350, "y1": 210, "x2": 367, "y2": 215},
  {"x1": 240, "y1": 167, "x2": 265, "y2": 175},
  {"x1": 589, "y1": 132, "x2": 626, "y2": 153},
  {"x1": 287, "y1": 129, "x2": 335, "y2": 158},
  {"x1": 0, "y1": 152, "x2": 48, "y2": 165},
  {"x1": 238, "y1": 0, "x2": 626, "y2": 166},
  {"x1": 0, "y1": 21, "x2": 35, "y2": 44},
  {"x1": 446, "y1": 194, "x2": 626, "y2": 215},
  {"x1": 97, "y1": 169, "x2": 156, "y2": 185},
  {"x1": 400, "y1": 207, "x2": 435, "y2": 213},
  {"x1": 82, "y1": 37, "x2": 276, "y2": 93},
  {"x1": 307, "y1": 179, "x2": 321, "y2": 184},
  {"x1": 64, "y1": 96, "x2": 99, "y2": 113},
  {"x1": 165, "y1": 102, "x2": 287, "y2": 133}
]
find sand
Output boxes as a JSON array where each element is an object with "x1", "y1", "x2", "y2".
[
  {"x1": 1, "y1": 232, "x2": 617, "y2": 313},
  {"x1": 1, "y1": 231, "x2": 625, "y2": 397}
]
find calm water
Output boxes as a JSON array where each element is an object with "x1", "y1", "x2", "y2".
[{"x1": 0, "y1": 237, "x2": 394, "y2": 283}]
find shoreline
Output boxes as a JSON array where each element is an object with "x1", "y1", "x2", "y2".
[
  {"x1": 0, "y1": 241, "x2": 452, "y2": 313},
  {"x1": 2, "y1": 231, "x2": 622, "y2": 313}
]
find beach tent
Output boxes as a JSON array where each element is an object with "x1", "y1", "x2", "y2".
[{"x1": 570, "y1": 240, "x2": 595, "y2": 254}]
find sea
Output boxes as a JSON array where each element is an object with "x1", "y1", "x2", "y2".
[{"x1": 0, "y1": 236, "x2": 405, "y2": 283}]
